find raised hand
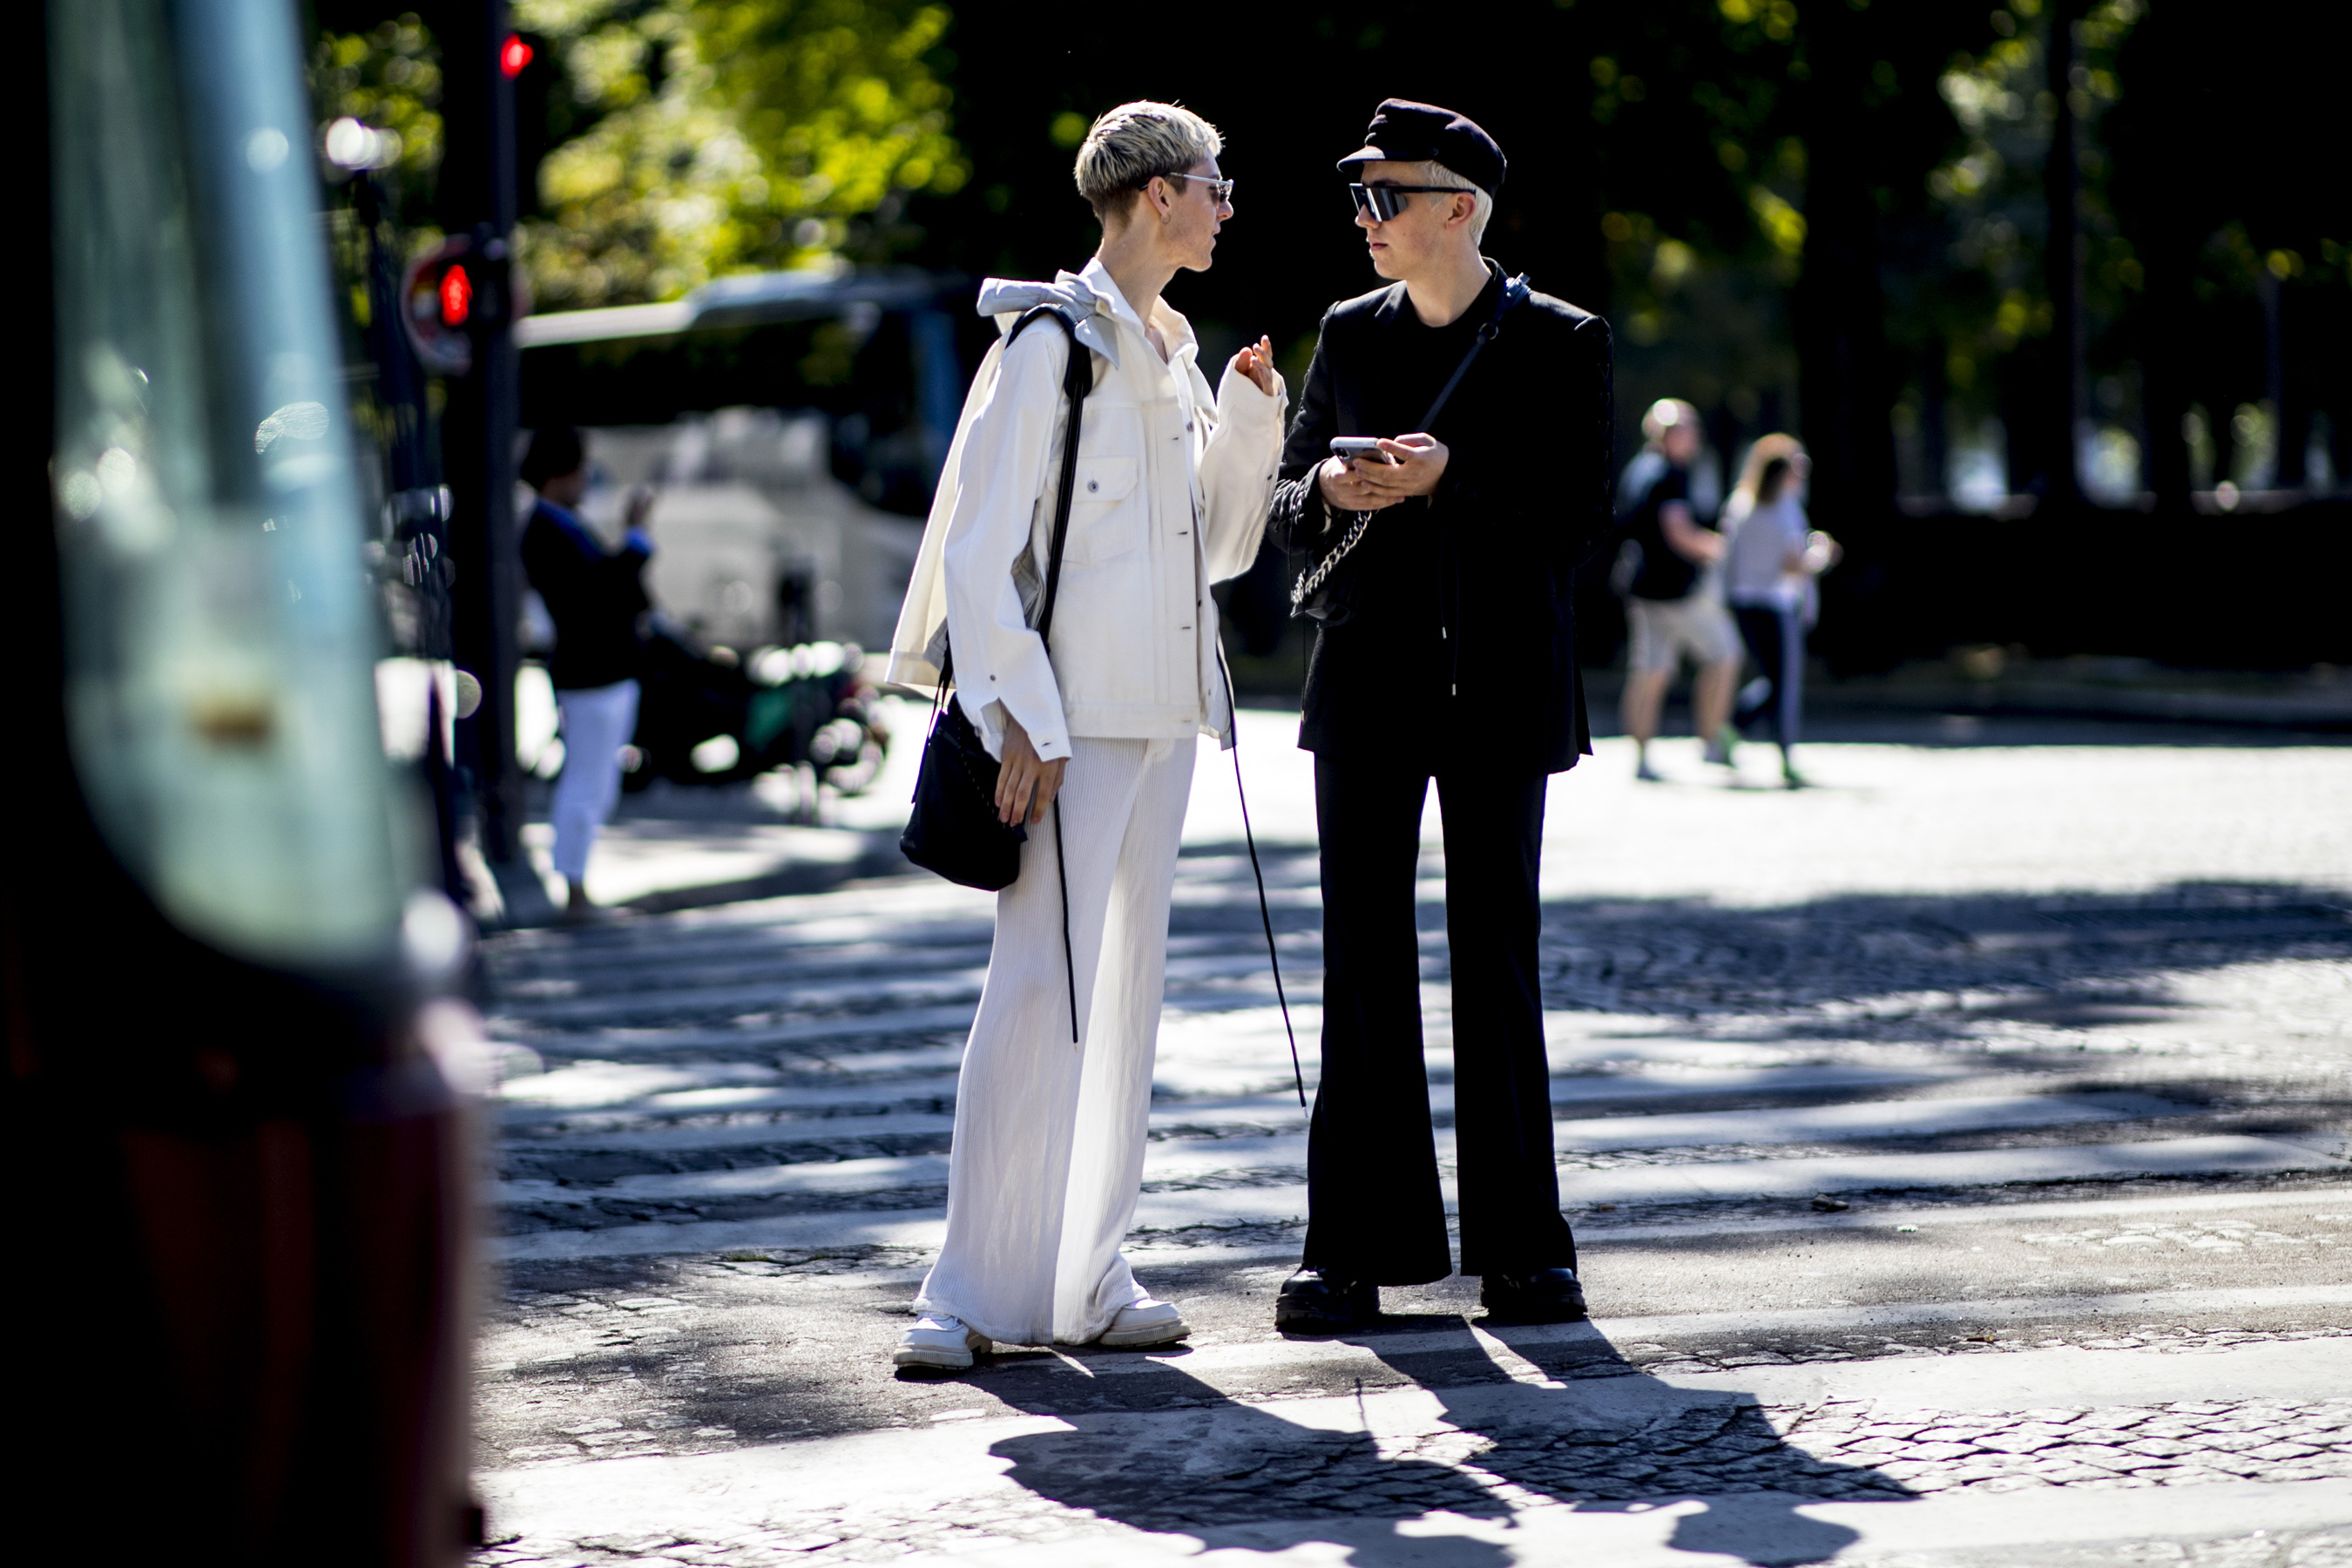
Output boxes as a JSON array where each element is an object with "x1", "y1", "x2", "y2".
[{"x1": 1230, "y1": 335, "x2": 1277, "y2": 396}]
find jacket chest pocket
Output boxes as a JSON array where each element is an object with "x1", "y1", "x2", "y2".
[{"x1": 1058, "y1": 455, "x2": 1146, "y2": 565}]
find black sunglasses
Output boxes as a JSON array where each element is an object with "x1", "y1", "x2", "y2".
[{"x1": 1348, "y1": 182, "x2": 1474, "y2": 223}]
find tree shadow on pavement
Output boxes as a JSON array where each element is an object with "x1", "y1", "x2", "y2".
[
  {"x1": 1166, "y1": 856, "x2": 2352, "y2": 1039},
  {"x1": 983, "y1": 1321, "x2": 1910, "y2": 1566}
]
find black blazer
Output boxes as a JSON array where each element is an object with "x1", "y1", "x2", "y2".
[{"x1": 1268, "y1": 269, "x2": 1615, "y2": 774}]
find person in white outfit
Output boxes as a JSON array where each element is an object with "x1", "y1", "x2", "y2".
[
  {"x1": 1721, "y1": 433, "x2": 1839, "y2": 787},
  {"x1": 882, "y1": 102, "x2": 1287, "y2": 1371}
]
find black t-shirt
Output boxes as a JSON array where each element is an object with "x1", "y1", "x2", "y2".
[
  {"x1": 1625, "y1": 463, "x2": 1700, "y2": 601},
  {"x1": 1358, "y1": 267, "x2": 1500, "y2": 444}
]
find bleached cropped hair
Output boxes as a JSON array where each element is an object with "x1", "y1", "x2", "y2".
[
  {"x1": 1074, "y1": 102, "x2": 1224, "y2": 222},
  {"x1": 1398, "y1": 159, "x2": 1494, "y2": 243}
]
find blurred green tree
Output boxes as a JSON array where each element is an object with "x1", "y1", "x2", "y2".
[{"x1": 510, "y1": 0, "x2": 968, "y2": 308}]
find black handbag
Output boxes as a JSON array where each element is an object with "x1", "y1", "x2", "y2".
[
  {"x1": 1291, "y1": 270, "x2": 1531, "y2": 625},
  {"x1": 900, "y1": 304, "x2": 1093, "y2": 883}
]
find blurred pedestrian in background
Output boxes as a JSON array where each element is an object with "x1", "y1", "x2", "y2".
[
  {"x1": 519, "y1": 425, "x2": 656, "y2": 920},
  {"x1": 1615, "y1": 398, "x2": 1740, "y2": 781},
  {"x1": 1721, "y1": 434, "x2": 1839, "y2": 788}
]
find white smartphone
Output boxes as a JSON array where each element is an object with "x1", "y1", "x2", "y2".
[{"x1": 1330, "y1": 436, "x2": 1394, "y2": 465}]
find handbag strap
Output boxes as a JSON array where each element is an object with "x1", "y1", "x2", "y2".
[
  {"x1": 943, "y1": 306, "x2": 1093, "y2": 1045},
  {"x1": 1011, "y1": 305, "x2": 1095, "y2": 645},
  {"x1": 936, "y1": 305, "x2": 1095, "y2": 692},
  {"x1": 1412, "y1": 267, "x2": 1531, "y2": 435},
  {"x1": 1007, "y1": 307, "x2": 1093, "y2": 1046},
  {"x1": 1296, "y1": 268, "x2": 1532, "y2": 604}
]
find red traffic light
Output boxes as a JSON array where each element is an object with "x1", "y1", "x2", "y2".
[
  {"x1": 401, "y1": 238, "x2": 477, "y2": 376},
  {"x1": 500, "y1": 34, "x2": 533, "y2": 78},
  {"x1": 438, "y1": 264, "x2": 473, "y2": 327}
]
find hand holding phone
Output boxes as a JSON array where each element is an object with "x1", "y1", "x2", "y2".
[{"x1": 1319, "y1": 437, "x2": 1405, "y2": 514}]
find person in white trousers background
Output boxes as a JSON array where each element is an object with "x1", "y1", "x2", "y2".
[
  {"x1": 519, "y1": 425, "x2": 655, "y2": 918},
  {"x1": 882, "y1": 101, "x2": 1287, "y2": 1371}
]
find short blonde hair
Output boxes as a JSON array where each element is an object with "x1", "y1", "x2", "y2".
[
  {"x1": 1399, "y1": 159, "x2": 1494, "y2": 243},
  {"x1": 1074, "y1": 102, "x2": 1223, "y2": 222}
]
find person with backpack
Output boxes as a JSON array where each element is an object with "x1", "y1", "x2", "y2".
[
  {"x1": 881, "y1": 102, "x2": 1285, "y2": 1371},
  {"x1": 1266, "y1": 100, "x2": 1615, "y2": 1333}
]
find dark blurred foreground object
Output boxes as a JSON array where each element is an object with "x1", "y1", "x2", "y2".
[{"x1": 10, "y1": 1, "x2": 477, "y2": 1562}]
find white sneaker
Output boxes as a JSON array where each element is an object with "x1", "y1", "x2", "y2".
[
  {"x1": 1098, "y1": 1296, "x2": 1190, "y2": 1348},
  {"x1": 892, "y1": 1313, "x2": 990, "y2": 1370}
]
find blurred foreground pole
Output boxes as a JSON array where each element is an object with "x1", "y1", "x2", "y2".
[
  {"x1": 10, "y1": 1, "x2": 476, "y2": 1560},
  {"x1": 1793, "y1": 1, "x2": 1897, "y2": 536},
  {"x1": 436, "y1": 0, "x2": 529, "y2": 884},
  {"x1": 2041, "y1": 0, "x2": 2085, "y2": 510},
  {"x1": 2111, "y1": 3, "x2": 2194, "y2": 511}
]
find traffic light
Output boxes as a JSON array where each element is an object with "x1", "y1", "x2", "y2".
[{"x1": 399, "y1": 229, "x2": 525, "y2": 377}]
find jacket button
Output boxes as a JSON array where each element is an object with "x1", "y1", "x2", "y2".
[{"x1": 1086, "y1": 479, "x2": 1098, "y2": 492}]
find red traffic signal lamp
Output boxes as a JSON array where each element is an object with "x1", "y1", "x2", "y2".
[
  {"x1": 399, "y1": 232, "x2": 527, "y2": 377},
  {"x1": 402, "y1": 238, "x2": 477, "y2": 376},
  {"x1": 438, "y1": 263, "x2": 473, "y2": 327},
  {"x1": 500, "y1": 34, "x2": 533, "y2": 78}
]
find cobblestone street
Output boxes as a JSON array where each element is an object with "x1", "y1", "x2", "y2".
[{"x1": 470, "y1": 711, "x2": 2352, "y2": 1565}]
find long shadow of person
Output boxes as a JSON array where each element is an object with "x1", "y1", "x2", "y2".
[
  {"x1": 983, "y1": 1347, "x2": 1514, "y2": 1568},
  {"x1": 1362, "y1": 1317, "x2": 1911, "y2": 1566},
  {"x1": 977, "y1": 1315, "x2": 1911, "y2": 1566}
]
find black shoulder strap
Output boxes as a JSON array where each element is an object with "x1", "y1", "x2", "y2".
[
  {"x1": 1007, "y1": 305, "x2": 1095, "y2": 645},
  {"x1": 1004, "y1": 307, "x2": 1095, "y2": 1049},
  {"x1": 938, "y1": 307, "x2": 1094, "y2": 688},
  {"x1": 1414, "y1": 268, "x2": 1531, "y2": 433}
]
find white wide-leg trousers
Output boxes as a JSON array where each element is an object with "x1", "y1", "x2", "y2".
[
  {"x1": 552, "y1": 679, "x2": 639, "y2": 882},
  {"x1": 915, "y1": 734, "x2": 1196, "y2": 1348}
]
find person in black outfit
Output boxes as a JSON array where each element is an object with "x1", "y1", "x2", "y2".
[
  {"x1": 1266, "y1": 101, "x2": 1614, "y2": 1331},
  {"x1": 518, "y1": 425, "x2": 654, "y2": 919}
]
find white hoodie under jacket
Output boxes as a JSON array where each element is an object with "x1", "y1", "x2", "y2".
[{"x1": 884, "y1": 259, "x2": 1287, "y2": 760}]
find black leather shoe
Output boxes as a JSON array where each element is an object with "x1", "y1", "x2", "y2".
[
  {"x1": 1274, "y1": 1268, "x2": 1379, "y2": 1334},
  {"x1": 1480, "y1": 1267, "x2": 1589, "y2": 1323}
]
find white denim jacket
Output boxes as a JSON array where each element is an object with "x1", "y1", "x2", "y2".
[{"x1": 885, "y1": 259, "x2": 1286, "y2": 760}]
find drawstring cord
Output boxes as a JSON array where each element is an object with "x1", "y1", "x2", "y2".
[
  {"x1": 1052, "y1": 796, "x2": 1078, "y2": 1044},
  {"x1": 1216, "y1": 644, "x2": 1306, "y2": 1108}
]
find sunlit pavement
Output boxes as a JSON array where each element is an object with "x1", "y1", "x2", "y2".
[{"x1": 470, "y1": 708, "x2": 2352, "y2": 1566}]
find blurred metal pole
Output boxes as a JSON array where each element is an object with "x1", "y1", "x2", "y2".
[
  {"x1": 2044, "y1": 0, "x2": 2085, "y2": 510},
  {"x1": 2261, "y1": 267, "x2": 2298, "y2": 490},
  {"x1": 437, "y1": 0, "x2": 526, "y2": 874}
]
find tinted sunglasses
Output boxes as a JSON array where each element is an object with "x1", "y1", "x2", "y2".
[
  {"x1": 1159, "y1": 172, "x2": 1235, "y2": 205},
  {"x1": 1348, "y1": 182, "x2": 1474, "y2": 222}
]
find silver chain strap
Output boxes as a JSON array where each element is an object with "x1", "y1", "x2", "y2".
[{"x1": 1290, "y1": 511, "x2": 1373, "y2": 610}]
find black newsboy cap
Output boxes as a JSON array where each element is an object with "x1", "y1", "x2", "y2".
[{"x1": 1336, "y1": 99, "x2": 1506, "y2": 198}]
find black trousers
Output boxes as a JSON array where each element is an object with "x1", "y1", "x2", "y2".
[
  {"x1": 1733, "y1": 604, "x2": 1804, "y2": 749},
  {"x1": 1301, "y1": 754, "x2": 1577, "y2": 1283}
]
